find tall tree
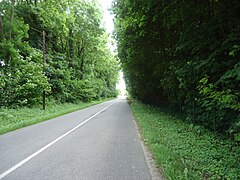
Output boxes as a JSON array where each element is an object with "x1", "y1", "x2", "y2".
[
  {"x1": 1, "y1": 0, "x2": 119, "y2": 107},
  {"x1": 112, "y1": 0, "x2": 240, "y2": 133}
]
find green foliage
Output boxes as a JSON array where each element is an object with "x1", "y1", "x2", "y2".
[
  {"x1": 0, "y1": 0, "x2": 119, "y2": 108},
  {"x1": 1, "y1": 56, "x2": 50, "y2": 107},
  {"x1": 0, "y1": 38, "x2": 50, "y2": 107},
  {"x1": 131, "y1": 101, "x2": 240, "y2": 179},
  {"x1": 112, "y1": 0, "x2": 240, "y2": 134}
]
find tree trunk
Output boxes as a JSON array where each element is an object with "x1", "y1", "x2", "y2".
[
  {"x1": 9, "y1": 0, "x2": 16, "y2": 40},
  {"x1": 0, "y1": 15, "x2": 4, "y2": 40},
  {"x1": 68, "y1": 29, "x2": 74, "y2": 58},
  {"x1": 42, "y1": 31, "x2": 46, "y2": 111},
  {"x1": 79, "y1": 47, "x2": 84, "y2": 80}
]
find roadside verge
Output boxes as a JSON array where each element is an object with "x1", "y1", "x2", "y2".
[
  {"x1": 0, "y1": 98, "x2": 115, "y2": 135},
  {"x1": 130, "y1": 100, "x2": 240, "y2": 179}
]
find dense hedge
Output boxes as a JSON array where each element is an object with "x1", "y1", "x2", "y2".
[{"x1": 112, "y1": 0, "x2": 240, "y2": 136}]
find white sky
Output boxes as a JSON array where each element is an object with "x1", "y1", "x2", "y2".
[
  {"x1": 98, "y1": 0, "x2": 114, "y2": 34},
  {"x1": 116, "y1": 71, "x2": 127, "y2": 96},
  {"x1": 98, "y1": 0, "x2": 126, "y2": 95}
]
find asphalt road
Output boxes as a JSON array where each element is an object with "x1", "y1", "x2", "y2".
[{"x1": 0, "y1": 98, "x2": 152, "y2": 180}]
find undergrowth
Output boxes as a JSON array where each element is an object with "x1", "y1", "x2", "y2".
[{"x1": 131, "y1": 101, "x2": 240, "y2": 179}]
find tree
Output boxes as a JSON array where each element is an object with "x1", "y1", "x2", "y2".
[
  {"x1": 112, "y1": 0, "x2": 240, "y2": 134},
  {"x1": 0, "y1": 0, "x2": 119, "y2": 107}
]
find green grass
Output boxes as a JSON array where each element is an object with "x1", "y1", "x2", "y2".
[
  {"x1": 131, "y1": 101, "x2": 240, "y2": 180},
  {"x1": 0, "y1": 98, "x2": 113, "y2": 135}
]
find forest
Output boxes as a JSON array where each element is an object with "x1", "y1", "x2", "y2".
[
  {"x1": 112, "y1": 0, "x2": 240, "y2": 137},
  {"x1": 0, "y1": 0, "x2": 119, "y2": 108}
]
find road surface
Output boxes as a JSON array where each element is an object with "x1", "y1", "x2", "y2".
[{"x1": 0, "y1": 98, "x2": 154, "y2": 180}]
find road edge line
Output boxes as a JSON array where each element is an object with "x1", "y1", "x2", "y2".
[{"x1": 0, "y1": 102, "x2": 115, "y2": 179}]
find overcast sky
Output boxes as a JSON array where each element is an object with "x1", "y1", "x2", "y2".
[
  {"x1": 98, "y1": 0, "x2": 114, "y2": 34},
  {"x1": 98, "y1": 0, "x2": 126, "y2": 95}
]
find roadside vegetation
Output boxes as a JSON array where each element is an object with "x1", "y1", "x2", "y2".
[
  {"x1": 114, "y1": 1, "x2": 240, "y2": 178},
  {"x1": 114, "y1": 1, "x2": 240, "y2": 176},
  {"x1": 113, "y1": 0, "x2": 240, "y2": 138},
  {"x1": 0, "y1": 98, "x2": 113, "y2": 135},
  {"x1": 131, "y1": 101, "x2": 240, "y2": 180},
  {"x1": 1, "y1": 0, "x2": 119, "y2": 108},
  {"x1": 0, "y1": 1, "x2": 119, "y2": 134}
]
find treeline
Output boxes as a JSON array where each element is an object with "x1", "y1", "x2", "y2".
[
  {"x1": 113, "y1": 0, "x2": 240, "y2": 135},
  {"x1": 0, "y1": 0, "x2": 119, "y2": 107}
]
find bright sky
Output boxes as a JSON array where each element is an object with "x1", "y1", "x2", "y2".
[
  {"x1": 98, "y1": 0, "x2": 126, "y2": 95},
  {"x1": 98, "y1": 0, "x2": 114, "y2": 34}
]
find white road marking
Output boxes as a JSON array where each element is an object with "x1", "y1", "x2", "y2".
[{"x1": 0, "y1": 102, "x2": 115, "y2": 179}]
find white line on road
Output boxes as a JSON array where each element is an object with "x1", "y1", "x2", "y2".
[{"x1": 0, "y1": 102, "x2": 115, "y2": 179}]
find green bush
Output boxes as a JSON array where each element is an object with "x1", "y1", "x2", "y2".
[{"x1": 0, "y1": 45, "x2": 50, "y2": 107}]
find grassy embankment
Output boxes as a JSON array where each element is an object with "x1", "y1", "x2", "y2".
[
  {"x1": 130, "y1": 100, "x2": 240, "y2": 179},
  {"x1": 0, "y1": 98, "x2": 113, "y2": 135}
]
